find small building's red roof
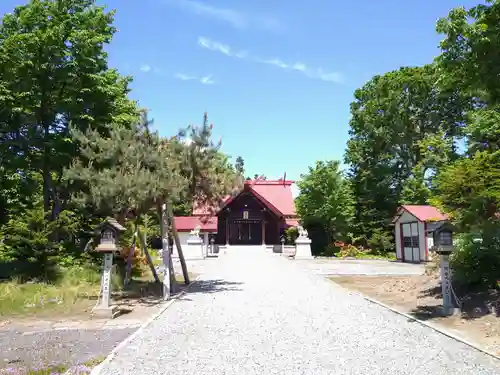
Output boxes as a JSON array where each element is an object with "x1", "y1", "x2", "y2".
[
  {"x1": 394, "y1": 205, "x2": 449, "y2": 222},
  {"x1": 174, "y1": 216, "x2": 218, "y2": 232},
  {"x1": 193, "y1": 179, "x2": 297, "y2": 217}
]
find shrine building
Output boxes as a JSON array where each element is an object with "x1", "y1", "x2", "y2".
[{"x1": 174, "y1": 178, "x2": 298, "y2": 248}]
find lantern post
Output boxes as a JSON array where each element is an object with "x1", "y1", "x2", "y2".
[
  {"x1": 92, "y1": 218, "x2": 126, "y2": 318},
  {"x1": 432, "y1": 223, "x2": 456, "y2": 316}
]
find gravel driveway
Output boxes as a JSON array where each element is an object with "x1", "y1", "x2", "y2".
[
  {"x1": 0, "y1": 327, "x2": 135, "y2": 372},
  {"x1": 96, "y1": 247, "x2": 500, "y2": 375},
  {"x1": 297, "y1": 258, "x2": 425, "y2": 276}
]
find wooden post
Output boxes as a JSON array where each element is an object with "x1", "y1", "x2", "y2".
[
  {"x1": 137, "y1": 228, "x2": 160, "y2": 283},
  {"x1": 167, "y1": 201, "x2": 190, "y2": 285},
  {"x1": 123, "y1": 225, "x2": 137, "y2": 288},
  {"x1": 226, "y1": 217, "x2": 229, "y2": 245},
  {"x1": 261, "y1": 220, "x2": 266, "y2": 246},
  {"x1": 159, "y1": 204, "x2": 171, "y2": 299}
]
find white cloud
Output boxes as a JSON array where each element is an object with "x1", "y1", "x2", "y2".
[
  {"x1": 140, "y1": 64, "x2": 152, "y2": 73},
  {"x1": 175, "y1": 72, "x2": 216, "y2": 85},
  {"x1": 166, "y1": 0, "x2": 282, "y2": 31},
  {"x1": 197, "y1": 37, "x2": 247, "y2": 58},
  {"x1": 198, "y1": 37, "x2": 343, "y2": 84},
  {"x1": 200, "y1": 75, "x2": 215, "y2": 85},
  {"x1": 261, "y1": 58, "x2": 289, "y2": 69},
  {"x1": 174, "y1": 73, "x2": 197, "y2": 81}
]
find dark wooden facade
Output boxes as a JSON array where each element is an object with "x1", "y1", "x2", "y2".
[{"x1": 215, "y1": 190, "x2": 283, "y2": 245}]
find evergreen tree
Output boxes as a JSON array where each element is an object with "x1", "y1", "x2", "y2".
[{"x1": 235, "y1": 156, "x2": 245, "y2": 175}]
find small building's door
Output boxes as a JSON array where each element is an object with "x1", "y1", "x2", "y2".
[{"x1": 402, "y1": 222, "x2": 420, "y2": 263}]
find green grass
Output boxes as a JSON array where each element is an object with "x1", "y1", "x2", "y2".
[
  {"x1": 0, "y1": 258, "x2": 195, "y2": 318},
  {"x1": 20, "y1": 356, "x2": 106, "y2": 374},
  {"x1": 0, "y1": 266, "x2": 118, "y2": 318},
  {"x1": 352, "y1": 252, "x2": 397, "y2": 260}
]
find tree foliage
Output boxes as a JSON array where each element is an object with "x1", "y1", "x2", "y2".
[
  {"x1": 234, "y1": 156, "x2": 245, "y2": 175},
  {"x1": 336, "y1": 0, "x2": 500, "y2": 286},
  {"x1": 0, "y1": 0, "x2": 139, "y2": 222},
  {"x1": 0, "y1": 1, "x2": 241, "y2": 282},
  {"x1": 344, "y1": 64, "x2": 469, "y2": 246},
  {"x1": 295, "y1": 160, "x2": 354, "y2": 253}
]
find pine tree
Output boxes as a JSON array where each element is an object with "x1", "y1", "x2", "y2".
[{"x1": 234, "y1": 156, "x2": 245, "y2": 175}]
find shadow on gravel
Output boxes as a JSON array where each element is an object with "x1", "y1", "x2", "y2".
[{"x1": 187, "y1": 279, "x2": 244, "y2": 295}]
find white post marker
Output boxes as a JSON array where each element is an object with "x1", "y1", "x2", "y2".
[
  {"x1": 440, "y1": 252, "x2": 453, "y2": 315},
  {"x1": 101, "y1": 252, "x2": 113, "y2": 308}
]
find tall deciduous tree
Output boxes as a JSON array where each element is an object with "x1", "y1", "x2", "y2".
[
  {"x1": 295, "y1": 160, "x2": 354, "y2": 251},
  {"x1": 434, "y1": 0, "x2": 500, "y2": 234},
  {"x1": 345, "y1": 65, "x2": 468, "y2": 241},
  {"x1": 430, "y1": 1, "x2": 500, "y2": 287},
  {"x1": 0, "y1": 0, "x2": 138, "y2": 221}
]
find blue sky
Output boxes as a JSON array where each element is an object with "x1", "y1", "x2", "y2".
[{"x1": 0, "y1": 0, "x2": 486, "y2": 194}]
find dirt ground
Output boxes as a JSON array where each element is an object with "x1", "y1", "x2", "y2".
[{"x1": 331, "y1": 274, "x2": 500, "y2": 355}]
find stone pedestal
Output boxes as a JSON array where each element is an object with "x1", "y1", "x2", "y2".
[
  {"x1": 295, "y1": 236, "x2": 313, "y2": 259},
  {"x1": 92, "y1": 305, "x2": 119, "y2": 319},
  {"x1": 185, "y1": 235, "x2": 205, "y2": 260},
  {"x1": 92, "y1": 252, "x2": 119, "y2": 318}
]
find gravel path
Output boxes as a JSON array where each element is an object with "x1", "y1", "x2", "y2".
[
  {"x1": 297, "y1": 258, "x2": 425, "y2": 276},
  {"x1": 0, "y1": 327, "x2": 135, "y2": 372},
  {"x1": 97, "y1": 247, "x2": 500, "y2": 375}
]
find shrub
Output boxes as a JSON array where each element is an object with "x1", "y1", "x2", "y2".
[
  {"x1": 450, "y1": 233, "x2": 500, "y2": 288},
  {"x1": 367, "y1": 228, "x2": 394, "y2": 253},
  {"x1": 284, "y1": 227, "x2": 299, "y2": 245},
  {"x1": 0, "y1": 205, "x2": 82, "y2": 281},
  {"x1": 337, "y1": 244, "x2": 367, "y2": 258}
]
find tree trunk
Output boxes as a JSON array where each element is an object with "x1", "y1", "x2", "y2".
[
  {"x1": 167, "y1": 201, "x2": 190, "y2": 284},
  {"x1": 123, "y1": 220, "x2": 138, "y2": 288},
  {"x1": 158, "y1": 204, "x2": 171, "y2": 299}
]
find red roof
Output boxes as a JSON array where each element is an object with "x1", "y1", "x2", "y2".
[
  {"x1": 284, "y1": 218, "x2": 299, "y2": 227},
  {"x1": 174, "y1": 216, "x2": 218, "y2": 232},
  {"x1": 193, "y1": 179, "x2": 296, "y2": 217},
  {"x1": 394, "y1": 205, "x2": 449, "y2": 222}
]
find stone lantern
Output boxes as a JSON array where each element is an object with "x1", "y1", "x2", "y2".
[
  {"x1": 92, "y1": 218, "x2": 126, "y2": 318},
  {"x1": 431, "y1": 222, "x2": 456, "y2": 316}
]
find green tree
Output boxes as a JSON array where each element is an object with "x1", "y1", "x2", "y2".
[
  {"x1": 180, "y1": 113, "x2": 242, "y2": 215},
  {"x1": 295, "y1": 160, "x2": 354, "y2": 252},
  {"x1": 0, "y1": 0, "x2": 138, "y2": 221},
  {"x1": 432, "y1": 0, "x2": 500, "y2": 287},
  {"x1": 345, "y1": 65, "x2": 468, "y2": 241},
  {"x1": 65, "y1": 116, "x2": 184, "y2": 224},
  {"x1": 234, "y1": 156, "x2": 245, "y2": 175}
]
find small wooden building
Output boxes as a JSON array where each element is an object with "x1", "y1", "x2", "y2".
[{"x1": 392, "y1": 205, "x2": 449, "y2": 263}]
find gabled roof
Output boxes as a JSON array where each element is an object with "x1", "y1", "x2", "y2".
[
  {"x1": 174, "y1": 216, "x2": 218, "y2": 232},
  {"x1": 193, "y1": 179, "x2": 297, "y2": 217},
  {"x1": 393, "y1": 205, "x2": 449, "y2": 223}
]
